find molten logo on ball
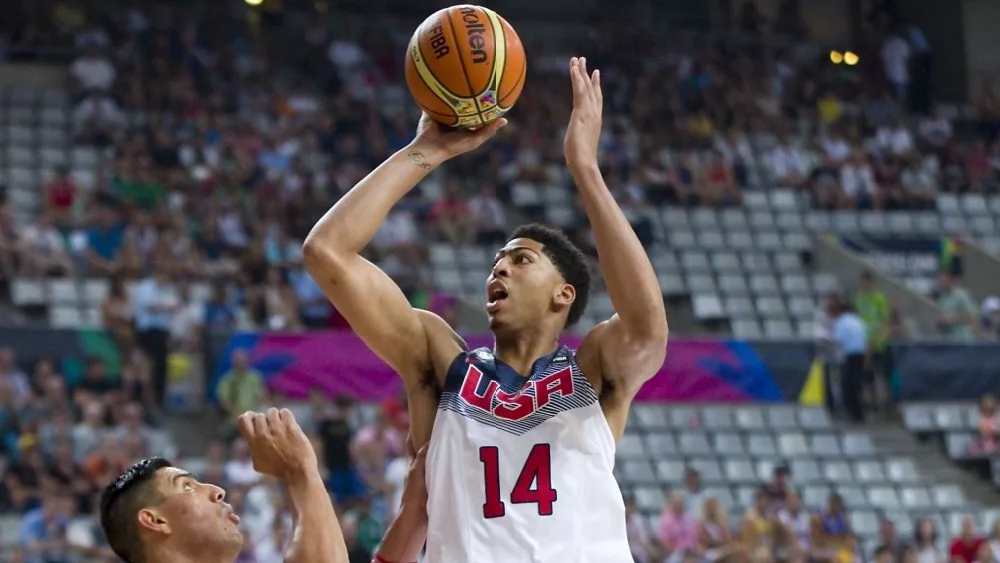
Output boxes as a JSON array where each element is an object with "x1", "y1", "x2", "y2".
[{"x1": 459, "y1": 6, "x2": 489, "y2": 64}]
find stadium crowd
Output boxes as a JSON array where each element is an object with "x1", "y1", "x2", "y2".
[{"x1": 0, "y1": 0, "x2": 1000, "y2": 561}]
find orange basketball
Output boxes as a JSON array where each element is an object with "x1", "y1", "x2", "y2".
[{"x1": 405, "y1": 5, "x2": 526, "y2": 129}]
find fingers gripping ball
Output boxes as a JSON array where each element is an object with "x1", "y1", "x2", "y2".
[{"x1": 405, "y1": 4, "x2": 526, "y2": 129}]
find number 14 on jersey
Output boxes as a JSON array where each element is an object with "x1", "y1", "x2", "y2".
[{"x1": 479, "y1": 443, "x2": 558, "y2": 519}]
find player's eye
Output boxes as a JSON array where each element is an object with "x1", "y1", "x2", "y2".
[{"x1": 183, "y1": 481, "x2": 195, "y2": 491}]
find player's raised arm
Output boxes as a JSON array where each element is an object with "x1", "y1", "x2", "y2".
[
  {"x1": 566, "y1": 57, "x2": 668, "y2": 417},
  {"x1": 302, "y1": 115, "x2": 506, "y2": 382}
]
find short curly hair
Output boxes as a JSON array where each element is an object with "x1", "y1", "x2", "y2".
[{"x1": 508, "y1": 223, "x2": 591, "y2": 327}]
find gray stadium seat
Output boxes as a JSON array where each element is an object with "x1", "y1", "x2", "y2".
[
  {"x1": 767, "y1": 405, "x2": 799, "y2": 430},
  {"x1": 645, "y1": 432, "x2": 679, "y2": 457},
  {"x1": 689, "y1": 458, "x2": 724, "y2": 484},
  {"x1": 703, "y1": 486, "x2": 736, "y2": 511},
  {"x1": 799, "y1": 408, "x2": 833, "y2": 430},
  {"x1": 931, "y1": 484, "x2": 966, "y2": 508},
  {"x1": 850, "y1": 510, "x2": 879, "y2": 537},
  {"x1": 902, "y1": 404, "x2": 935, "y2": 432},
  {"x1": 747, "y1": 434, "x2": 778, "y2": 457},
  {"x1": 824, "y1": 460, "x2": 854, "y2": 484},
  {"x1": 617, "y1": 434, "x2": 645, "y2": 458},
  {"x1": 885, "y1": 458, "x2": 921, "y2": 483},
  {"x1": 701, "y1": 406, "x2": 735, "y2": 430},
  {"x1": 680, "y1": 433, "x2": 714, "y2": 456},
  {"x1": 843, "y1": 433, "x2": 876, "y2": 456},
  {"x1": 804, "y1": 485, "x2": 831, "y2": 509},
  {"x1": 655, "y1": 460, "x2": 686, "y2": 484},
  {"x1": 934, "y1": 405, "x2": 969, "y2": 431},
  {"x1": 713, "y1": 433, "x2": 747, "y2": 457},
  {"x1": 632, "y1": 404, "x2": 668, "y2": 430},
  {"x1": 620, "y1": 460, "x2": 658, "y2": 485},
  {"x1": 669, "y1": 406, "x2": 697, "y2": 428},
  {"x1": 900, "y1": 486, "x2": 933, "y2": 509},
  {"x1": 724, "y1": 459, "x2": 758, "y2": 484},
  {"x1": 867, "y1": 486, "x2": 901, "y2": 509},
  {"x1": 810, "y1": 434, "x2": 842, "y2": 458},
  {"x1": 854, "y1": 461, "x2": 886, "y2": 483},
  {"x1": 778, "y1": 432, "x2": 809, "y2": 457},
  {"x1": 790, "y1": 459, "x2": 822, "y2": 484},
  {"x1": 734, "y1": 407, "x2": 767, "y2": 431}
]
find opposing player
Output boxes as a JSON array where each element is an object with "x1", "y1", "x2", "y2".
[
  {"x1": 98, "y1": 408, "x2": 429, "y2": 563},
  {"x1": 303, "y1": 57, "x2": 667, "y2": 562}
]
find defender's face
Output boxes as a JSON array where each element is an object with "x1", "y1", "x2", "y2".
[
  {"x1": 152, "y1": 467, "x2": 243, "y2": 555},
  {"x1": 486, "y1": 238, "x2": 572, "y2": 330}
]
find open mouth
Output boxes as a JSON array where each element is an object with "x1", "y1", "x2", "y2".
[
  {"x1": 487, "y1": 284, "x2": 508, "y2": 311},
  {"x1": 223, "y1": 504, "x2": 240, "y2": 525}
]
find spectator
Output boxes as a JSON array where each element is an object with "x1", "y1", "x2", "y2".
[
  {"x1": 840, "y1": 150, "x2": 879, "y2": 210},
  {"x1": 830, "y1": 295, "x2": 869, "y2": 422},
  {"x1": 72, "y1": 357, "x2": 117, "y2": 411},
  {"x1": 913, "y1": 517, "x2": 944, "y2": 563},
  {"x1": 84, "y1": 204, "x2": 124, "y2": 276},
  {"x1": 468, "y1": 184, "x2": 507, "y2": 246},
  {"x1": 18, "y1": 495, "x2": 70, "y2": 563},
  {"x1": 973, "y1": 394, "x2": 1000, "y2": 454},
  {"x1": 133, "y1": 264, "x2": 178, "y2": 405},
  {"x1": 811, "y1": 493, "x2": 853, "y2": 560},
  {"x1": 216, "y1": 348, "x2": 267, "y2": 420},
  {"x1": 70, "y1": 44, "x2": 115, "y2": 94},
  {"x1": 73, "y1": 91, "x2": 124, "y2": 146},
  {"x1": 288, "y1": 265, "x2": 332, "y2": 329},
  {"x1": 769, "y1": 134, "x2": 810, "y2": 188},
  {"x1": 224, "y1": 439, "x2": 261, "y2": 487},
  {"x1": 699, "y1": 496, "x2": 738, "y2": 562},
  {"x1": 0, "y1": 347, "x2": 31, "y2": 407},
  {"x1": 0, "y1": 205, "x2": 22, "y2": 281},
  {"x1": 625, "y1": 495, "x2": 654, "y2": 563},
  {"x1": 254, "y1": 266, "x2": 301, "y2": 331},
  {"x1": 988, "y1": 521, "x2": 1000, "y2": 561},
  {"x1": 431, "y1": 178, "x2": 473, "y2": 244},
  {"x1": 740, "y1": 487, "x2": 778, "y2": 563},
  {"x1": 20, "y1": 214, "x2": 74, "y2": 277},
  {"x1": 100, "y1": 276, "x2": 133, "y2": 342},
  {"x1": 950, "y1": 515, "x2": 985, "y2": 563},
  {"x1": 778, "y1": 490, "x2": 813, "y2": 561},
  {"x1": 881, "y1": 29, "x2": 912, "y2": 103},
  {"x1": 877, "y1": 516, "x2": 906, "y2": 561},
  {"x1": 937, "y1": 271, "x2": 978, "y2": 341},
  {"x1": 681, "y1": 467, "x2": 705, "y2": 515},
  {"x1": 656, "y1": 490, "x2": 700, "y2": 561},
  {"x1": 317, "y1": 394, "x2": 365, "y2": 505},
  {"x1": 762, "y1": 464, "x2": 790, "y2": 511},
  {"x1": 71, "y1": 401, "x2": 107, "y2": 461},
  {"x1": 202, "y1": 282, "x2": 238, "y2": 332},
  {"x1": 855, "y1": 270, "x2": 892, "y2": 413}
]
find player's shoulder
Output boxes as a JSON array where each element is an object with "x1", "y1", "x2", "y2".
[{"x1": 415, "y1": 309, "x2": 469, "y2": 382}]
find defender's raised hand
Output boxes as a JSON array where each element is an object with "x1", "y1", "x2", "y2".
[
  {"x1": 237, "y1": 408, "x2": 318, "y2": 481},
  {"x1": 564, "y1": 56, "x2": 603, "y2": 171}
]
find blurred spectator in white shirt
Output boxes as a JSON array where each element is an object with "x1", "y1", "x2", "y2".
[
  {"x1": 769, "y1": 135, "x2": 810, "y2": 187},
  {"x1": 20, "y1": 214, "x2": 74, "y2": 276},
  {"x1": 70, "y1": 45, "x2": 116, "y2": 93},
  {"x1": 919, "y1": 107, "x2": 953, "y2": 149},
  {"x1": 73, "y1": 92, "x2": 124, "y2": 146},
  {"x1": 875, "y1": 117, "x2": 915, "y2": 157}
]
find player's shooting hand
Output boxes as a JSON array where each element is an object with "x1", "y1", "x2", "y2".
[
  {"x1": 564, "y1": 56, "x2": 603, "y2": 172},
  {"x1": 237, "y1": 408, "x2": 318, "y2": 482},
  {"x1": 413, "y1": 112, "x2": 508, "y2": 163}
]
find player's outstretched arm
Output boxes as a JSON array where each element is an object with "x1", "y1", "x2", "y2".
[
  {"x1": 237, "y1": 409, "x2": 348, "y2": 563},
  {"x1": 566, "y1": 57, "x2": 668, "y2": 417},
  {"x1": 303, "y1": 115, "x2": 506, "y2": 382},
  {"x1": 373, "y1": 443, "x2": 429, "y2": 563}
]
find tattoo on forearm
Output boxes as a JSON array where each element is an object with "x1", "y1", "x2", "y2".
[{"x1": 407, "y1": 151, "x2": 432, "y2": 171}]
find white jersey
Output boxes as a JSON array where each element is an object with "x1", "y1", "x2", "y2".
[{"x1": 425, "y1": 346, "x2": 632, "y2": 563}]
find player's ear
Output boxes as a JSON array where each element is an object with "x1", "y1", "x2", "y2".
[
  {"x1": 553, "y1": 283, "x2": 575, "y2": 309},
  {"x1": 137, "y1": 507, "x2": 172, "y2": 536}
]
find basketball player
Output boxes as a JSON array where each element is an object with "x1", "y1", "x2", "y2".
[
  {"x1": 99, "y1": 408, "x2": 429, "y2": 563},
  {"x1": 303, "y1": 56, "x2": 666, "y2": 562}
]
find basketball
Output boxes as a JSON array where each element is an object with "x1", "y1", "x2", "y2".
[{"x1": 405, "y1": 5, "x2": 526, "y2": 129}]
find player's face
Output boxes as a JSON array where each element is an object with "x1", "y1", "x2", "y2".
[
  {"x1": 486, "y1": 238, "x2": 574, "y2": 330},
  {"x1": 152, "y1": 467, "x2": 243, "y2": 557}
]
